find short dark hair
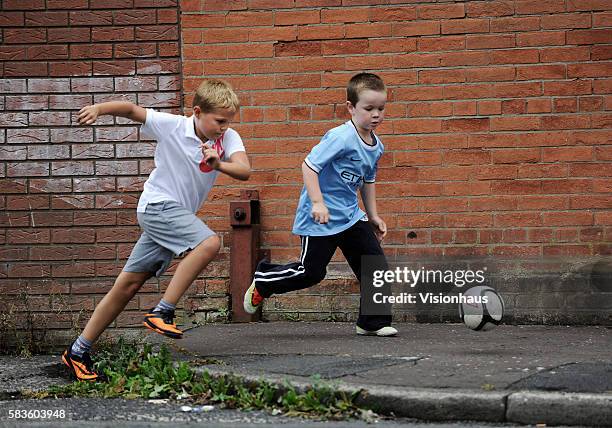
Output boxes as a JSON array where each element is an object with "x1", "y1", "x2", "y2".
[{"x1": 347, "y1": 73, "x2": 386, "y2": 106}]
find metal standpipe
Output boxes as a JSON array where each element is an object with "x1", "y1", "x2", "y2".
[{"x1": 229, "y1": 189, "x2": 266, "y2": 322}]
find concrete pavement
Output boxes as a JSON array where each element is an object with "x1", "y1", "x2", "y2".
[
  {"x1": 175, "y1": 322, "x2": 612, "y2": 426},
  {"x1": 1, "y1": 322, "x2": 611, "y2": 426}
]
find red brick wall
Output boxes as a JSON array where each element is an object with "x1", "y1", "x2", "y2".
[
  {"x1": 181, "y1": 1, "x2": 611, "y2": 323},
  {"x1": 0, "y1": 0, "x2": 185, "y2": 349}
]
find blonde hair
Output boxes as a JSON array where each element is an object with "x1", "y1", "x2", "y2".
[{"x1": 193, "y1": 78, "x2": 240, "y2": 113}]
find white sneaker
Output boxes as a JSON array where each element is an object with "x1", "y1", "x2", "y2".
[
  {"x1": 243, "y1": 279, "x2": 263, "y2": 315},
  {"x1": 356, "y1": 326, "x2": 398, "y2": 337}
]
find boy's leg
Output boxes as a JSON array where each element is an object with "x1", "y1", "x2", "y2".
[
  {"x1": 338, "y1": 220, "x2": 393, "y2": 332},
  {"x1": 81, "y1": 271, "x2": 153, "y2": 342},
  {"x1": 143, "y1": 234, "x2": 221, "y2": 337},
  {"x1": 63, "y1": 270, "x2": 152, "y2": 381},
  {"x1": 255, "y1": 235, "x2": 337, "y2": 297},
  {"x1": 161, "y1": 234, "x2": 221, "y2": 304}
]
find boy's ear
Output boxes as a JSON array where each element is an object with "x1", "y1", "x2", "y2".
[
  {"x1": 193, "y1": 105, "x2": 201, "y2": 117},
  {"x1": 346, "y1": 100, "x2": 354, "y2": 112}
]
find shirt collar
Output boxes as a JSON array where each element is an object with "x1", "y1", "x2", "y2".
[{"x1": 186, "y1": 115, "x2": 205, "y2": 142}]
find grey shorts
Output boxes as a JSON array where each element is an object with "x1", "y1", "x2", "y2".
[{"x1": 124, "y1": 200, "x2": 216, "y2": 277}]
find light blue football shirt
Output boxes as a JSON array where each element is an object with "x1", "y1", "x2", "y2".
[{"x1": 292, "y1": 120, "x2": 384, "y2": 237}]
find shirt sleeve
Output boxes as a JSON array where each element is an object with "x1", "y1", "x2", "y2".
[
  {"x1": 304, "y1": 131, "x2": 345, "y2": 174},
  {"x1": 140, "y1": 108, "x2": 181, "y2": 141},
  {"x1": 222, "y1": 128, "x2": 246, "y2": 160}
]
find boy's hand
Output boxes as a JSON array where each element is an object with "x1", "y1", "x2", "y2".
[
  {"x1": 370, "y1": 215, "x2": 387, "y2": 242},
  {"x1": 201, "y1": 143, "x2": 221, "y2": 170},
  {"x1": 77, "y1": 105, "x2": 100, "y2": 125},
  {"x1": 311, "y1": 201, "x2": 329, "y2": 224}
]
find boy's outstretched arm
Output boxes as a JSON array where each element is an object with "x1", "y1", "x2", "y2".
[
  {"x1": 302, "y1": 161, "x2": 329, "y2": 224},
  {"x1": 361, "y1": 183, "x2": 387, "y2": 241},
  {"x1": 78, "y1": 101, "x2": 147, "y2": 125}
]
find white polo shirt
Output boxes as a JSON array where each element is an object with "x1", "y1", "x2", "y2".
[{"x1": 138, "y1": 108, "x2": 245, "y2": 213}]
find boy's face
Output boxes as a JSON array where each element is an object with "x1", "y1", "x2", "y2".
[
  {"x1": 193, "y1": 106, "x2": 235, "y2": 141},
  {"x1": 347, "y1": 89, "x2": 387, "y2": 132}
]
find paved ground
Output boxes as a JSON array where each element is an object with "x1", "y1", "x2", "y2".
[{"x1": 1, "y1": 322, "x2": 610, "y2": 426}]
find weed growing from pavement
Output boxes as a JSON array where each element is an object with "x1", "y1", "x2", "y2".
[{"x1": 39, "y1": 338, "x2": 368, "y2": 420}]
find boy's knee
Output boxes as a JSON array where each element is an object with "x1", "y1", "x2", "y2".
[
  {"x1": 304, "y1": 269, "x2": 326, "y2": 285},
  {"x1": 204, "y1": 234, "x2": 221, "y2": 253}
]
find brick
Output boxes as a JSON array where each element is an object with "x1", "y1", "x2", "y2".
[
  {"x1": 0, "y1": 12, "x2": 25, "y2": 27},
  {"x1": 0, "y1": 113, "x2": 28, "y2": 127},
  {"x1": 4, "y1": 62, "x2": 48, "y2": 77},
  {"x1": 515, "y1": 0, "x2": 566, "y2": 14},
  {"x1": 95, "y1": 160, "x2": 139, "y2": 175},
  {"x1": 394, "y1": 21, "x2": 440, "y2": 37},
  {"x1": 92, "y1": 26, "x2": 134, "y2": 42},
  {"x1": 28, "y1": 45, "x2": 69, "y2": 61},
  {"x1": 157, "y1": 9, "x2": 178, "y2": 24},
  {"x1": 275, "y1": 41, "x2": 321, "y2": 57},
  {"x1": 567, "y1": 29, "x2": 612, "y2": 45},
  {"x1": 567, "y1": 0, "x2": 612, "y2": 11},
  {"x1": 543, "y1": 211, "x2": 593, "y2": 226},
  {"x1": 29, "y1": 111, "x2": 71, "y2": 126},
  {"x1": 93, "y1": 60, "x2": 136, "y2": 76},
  {"x1": 551, "y1": 98, "x2": 576, "y2": 113},
  {"x1": 369, "y1": 6, "x2": 417, "y2": 22},
  {"x1": 321, "y1": 7, "x2": 369, "y2": 23},
  {"x1": 540, "y1": 46, "x2": 590, "y2": 63},
  {"x1": 7, "y1": 128, "x2": 49, "y2": 143},
  {"x1": 418, "y1": 36, "x2": 465, "y2": 52},
  {"x1": 4, "y1": 29, "x2": 46, "y2": 44},
  {"x1": 544, "y1": 80, "x2": 592, "y2": 96},
  {"x1": 27, "y1": 145, "x2": 70, "y2": 160},
  {"x1": 591, "y1": 45, "x2": 612, "y2": 61},
  {"x1": 492, "y1": 148, "x2": 540, "y2": 163},
  {"x1": 466, "y1": 1, "x2": 514, "y2": 17},
  {"x1": 0, "y1": 46, "x2": 27, "y2": 61},
  {"x1": 3, "y1": 0, "x2": 45, "y2": 8},
  {"x1": 541, "y1": 13, "x2": 592, "y2": 29},
  {"x1": 568, "y1": 62, "x2": 612, "y2": 78},
  {"x1": 418, "y1": 4, "x2": 465, "y2": 19},
  {"x1": 345, "y1": 22, "x2": 392, "y2": 39},
  {"x1": 115, "y1": 42, "x2": 157, "y2": 58},
  {"x1": 6, "y1": 95, "x2": 48, "y2": 111},
  {"x1": 518, "y1": 31, "x2": 566, "y2": 47},
  {"x1": 442, "y1": 18, "x2": 489, "y2": 35},
  {"x1": 491, "y1": 49, "x2": 539, "y2": 64},
  {"x1": 0, "y1": 146, "x2": 26, "y2": 161},
  {"x1": 49, "y1": 61, "x2": 92, "y2": 77},
  {"x1": 47, "y1": 0, "x2": 89, "y2": 8},
  {"x1": 7, "y1": 162, "x2": 49, "y2": 177},
  {"x1": 490, "y1": 16, "x2": 540, "y2": 32},
  {"x1": 137, "y1": 59, "x2": 180, "y2": 74},
  {"x1": 51, "y1": 161, "x2": 94, "y2": 176},
  {"x1": 71, "y1": 77, "x2": 114, "y2": 93},
  {"x1": 275, "y1": 10, "x2": 320, "y2": 25},
  {"x1": 593, "y1": 12, "x2": 612, "y2": 27},
  {"x1": 25, "y1": 11, "x2": 68, "y2": 26},
  {"x1": 114, "y1": 9, "x2": 156, "y2": 25},
  {"x1": 322, "y1": 40, "x2": 368, "y2": 55},
  {"x1": 516, "y1": 64, "x2": 566, "y2": 80},
  {"x1": 70, "y1": 10, "x2": 113, "y2": 25},
  {"x1": 136, "y1": 25, "x2": 179, "y2": 41},
  {"x1": 48, "y1": 27, "x2": 91, "y2": 43},
  {"x1": 70, "y1": 44, "x2": 113, "y2": 59}
]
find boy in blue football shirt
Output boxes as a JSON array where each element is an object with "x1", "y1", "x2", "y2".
[{"x1": 244, "y1": 73, "x2": 396, "y2": 336}]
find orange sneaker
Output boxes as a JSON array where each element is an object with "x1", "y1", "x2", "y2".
[
  {"x1": 243, "y1": 280, "x2": 264, "y2": 314},
  {"x1": 62, "y1": 346, "x2": 101, "y2": 382},
  {"x1": 143, "y1": 309, "x2": 183, "y2": 339}
]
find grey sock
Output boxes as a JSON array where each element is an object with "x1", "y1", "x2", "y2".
[
  {"x1": 153, "y1": 299, "x2": 176, "y2": 313},
  {"x1": 71, "y1": 335, "x2": 93, "y2": 358}
]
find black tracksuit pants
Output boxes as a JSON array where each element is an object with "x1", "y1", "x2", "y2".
[{"x1": 254, "y1": 219, "x2": 392, "y2": 331}]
